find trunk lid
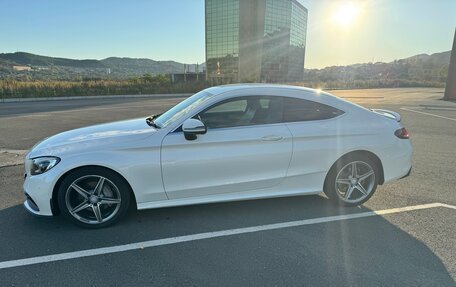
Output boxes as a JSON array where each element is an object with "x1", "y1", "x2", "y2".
[{"x1": 371, "y1": 109, "x2": 401, "y2": 122}]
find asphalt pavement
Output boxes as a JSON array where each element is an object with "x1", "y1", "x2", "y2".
[{"x1": 0, "y1": 87, "x2": 455, "y2": 286}]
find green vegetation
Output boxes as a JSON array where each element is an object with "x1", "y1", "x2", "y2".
[{"x1": 0, "y1": 74, "x2": 208, "y2": 99}]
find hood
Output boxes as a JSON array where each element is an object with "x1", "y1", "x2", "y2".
[{"x1": 28, "y1": 118, "x2": 157, "y2": 158}]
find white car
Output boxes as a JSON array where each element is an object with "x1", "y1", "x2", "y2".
[{"x1": 23, "y1": 84, "x2": 412, "y2": 228}]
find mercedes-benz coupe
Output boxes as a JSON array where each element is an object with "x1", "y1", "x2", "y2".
[{"x1": 23, "y1": 84, "x2": 412, "y2": 228}]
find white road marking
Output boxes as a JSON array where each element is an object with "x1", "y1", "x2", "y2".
[
  {"x1": 0, "y1": 202, "x2": 454, "y2": 270},
  {"x1": 439, "y1": 203, "x2": 456, "y2": 210},
  {"x1": 400, "y1": 107, "x2": 456, "y2": 121}
]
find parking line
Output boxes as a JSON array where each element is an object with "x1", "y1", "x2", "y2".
[
  {"x1": 400, "y1": 107, "x2": 456, "y2": 121},
  {"x1": 0, "y1": 202, "x2": 454, "y2": 270},
  {"x1": 439, "y1": 203, "x2": 456, "y2": 210}
]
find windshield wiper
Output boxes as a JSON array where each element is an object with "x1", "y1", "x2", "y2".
[{"x1": 146, "y1": 114, "x2": 161, "y2": 128}]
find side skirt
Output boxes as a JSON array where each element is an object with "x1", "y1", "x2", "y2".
[{"x1": 137, "y1": 189, "x2": 322, "y2": 210}]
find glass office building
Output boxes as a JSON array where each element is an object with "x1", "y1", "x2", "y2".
[{"x1": 205, "y1": 0, "x2": 307, "y2": 83}]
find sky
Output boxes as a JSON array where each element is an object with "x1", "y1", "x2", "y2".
[{"x1": 0, "y1": 0, "x2": 455, "y2": 69}]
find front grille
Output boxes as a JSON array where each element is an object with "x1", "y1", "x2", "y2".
[{"x1": 25, "y1": 193, "x2": 39, "y2": 212}]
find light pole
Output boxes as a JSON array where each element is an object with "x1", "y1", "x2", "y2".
[{"x1": 444, "y1": 28, "x2": 456, "y2": 101}]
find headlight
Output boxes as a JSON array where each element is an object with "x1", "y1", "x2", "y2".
[{"x1": 30, "y1": 157, "x2": 60, "y2": 175}]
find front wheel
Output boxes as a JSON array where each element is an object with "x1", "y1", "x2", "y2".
[
  {"x1": 324, "y1": 156, "x2": 379, "y2": 206},
  {"x1": 57, "y1": 167, "x2": 131, "y2": 228}
]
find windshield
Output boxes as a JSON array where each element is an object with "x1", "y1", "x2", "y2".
[{"x1": 153, "y1": 90, "x2": 214, "y2": 128}]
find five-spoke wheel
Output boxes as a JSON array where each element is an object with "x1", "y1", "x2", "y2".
[
  {"x1": 58, "y1": 167, "x2": 131, "y2": 228},
  {"x1": 324, "y1": 155, "x2": 379, "y2": 206}
]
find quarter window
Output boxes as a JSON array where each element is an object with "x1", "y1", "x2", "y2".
[{"x1": 282, "y1": 97, "x2": 344, "y2": 122}]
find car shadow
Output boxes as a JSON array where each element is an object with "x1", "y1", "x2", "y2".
[{"x1": 0, "y1": 194, "x2": 454, "y2": 286}]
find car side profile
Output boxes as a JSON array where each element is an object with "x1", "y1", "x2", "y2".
[{"x1": 23, "y1": 84, "x2": 412, "y2": 228}]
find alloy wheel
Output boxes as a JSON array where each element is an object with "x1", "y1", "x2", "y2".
[
  {"x1": 334, "y1": 161, "x2": 376, "y2": 204},
  {"x1": 65, "y1": 175, "x2": 122, "y2": 225}
]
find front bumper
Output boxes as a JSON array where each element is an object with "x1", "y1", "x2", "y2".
[
  {"x1": 400, "y1": 167, "x2": 412, "y2": 179},
  {"x1": 23, "y1": 195, "x2": 46, "y2": 217},
  {"x1": 22, "y1": 165, "x2": 61, "y2": 217}
]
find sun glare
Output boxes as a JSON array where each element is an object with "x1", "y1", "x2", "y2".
[{"x1": 331, "y1": 1, "x2": 359, "y2": 27}]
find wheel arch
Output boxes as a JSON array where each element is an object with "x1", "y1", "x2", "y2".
[
  {"x1": 51, "y1": 165, "x2": 137, "y2": 215},
  {"x1": 324, "y1": 150, "x2": 385, "y2": 191}
]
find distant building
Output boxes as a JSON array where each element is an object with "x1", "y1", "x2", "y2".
[
  {"x1": 205, "y1": 0, "x2": 308, "y2": 83},
  {"x1": 170, "y1": 72, "x2": 206, "y2": 83},
  {"x1": 13, "y1": 65, "x2": 32, "y2": 71}
]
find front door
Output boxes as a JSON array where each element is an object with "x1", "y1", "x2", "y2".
[{"x1": 160, "y1": 96, "x2": 293, "y2": 199}]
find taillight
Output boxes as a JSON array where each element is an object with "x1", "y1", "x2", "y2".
[{"x1": 395, "y1": 128, "x2": 409, "y2": 139}]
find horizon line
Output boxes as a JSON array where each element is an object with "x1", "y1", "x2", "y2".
[{"x1": 1, "y1": 49, "x2": 451, "y2": 70}]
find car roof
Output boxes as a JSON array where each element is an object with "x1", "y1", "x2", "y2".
[
  {"x1": 205, "y1": 83, "x2": 319, "y2": 96},
  {"x1": 203, "y1": 84, "x2": 360, "y2": 111}
]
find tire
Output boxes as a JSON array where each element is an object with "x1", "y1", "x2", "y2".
[
  {"x1": 57, "y1": 167, "x2": 131, "y2": 228},
  {"x1": 324, "y1": 154, "x2": 379, "y2": 207}
]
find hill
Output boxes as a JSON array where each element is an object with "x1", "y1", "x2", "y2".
[
  {"x1": 0, "y1": 52, "x2": 102, "y2": 68},
  {"x1": 303, "y1": 51, "x2": 450, "y2": 88},
  {"x1": 0, "y1": 50, "x2": 450, "y2": 88},
  {"x1": 0, "y1": 52, "x2": 204, "y2": 80}
]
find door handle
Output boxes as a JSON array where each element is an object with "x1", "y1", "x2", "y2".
[{"x1": 261, "y1": 135, "x2": 284, "y2": 141}]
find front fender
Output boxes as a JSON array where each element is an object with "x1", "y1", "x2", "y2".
[{"x1": 53, "y1": 148, "x2": 168, "y2": 205}]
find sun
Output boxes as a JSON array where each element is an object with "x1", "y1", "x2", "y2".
[{"x1": 331, "y1": 1, "x2": 359, "y2": 27}]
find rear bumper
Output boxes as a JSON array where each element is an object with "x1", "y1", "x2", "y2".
[{"x1": 379, "y1": 139, "x2": 413, "y2": 184}]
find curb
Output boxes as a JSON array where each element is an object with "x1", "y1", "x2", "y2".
[
  {"x1": 0, "y1": 93, "x2": 192, "y2": 103},
  {"x1": 0, "y1": 149, "x2": 27, "y2": 168}
]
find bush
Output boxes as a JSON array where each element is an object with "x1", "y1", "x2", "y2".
[{"x1": 0, "y1": 75, "x2": 209, "y2": 99}]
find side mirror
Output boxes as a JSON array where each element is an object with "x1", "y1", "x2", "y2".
[{"x1": 182, "y1": 118, "x2": 207, "y2": 140}]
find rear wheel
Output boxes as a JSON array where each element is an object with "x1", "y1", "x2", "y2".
[
  {"x1": 324, "y1": 155, "x2": 379, "y2": 206},
  {"x1": 57, "y1": 167, "x2": 131, "y2": 228}
]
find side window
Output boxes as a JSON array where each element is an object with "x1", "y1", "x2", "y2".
[
  {"x1": 205, "y1": 99, "x2": 247, "y2": 114},
  {"x1": 283, "y1": 97, "x2": 344, "y2": 122},
  {"x1": 198, "y1": 96, "x2": 283, "y2": 129},
  {"x1": 199, "y1": 99, "x2": 248, "y2": 129}
]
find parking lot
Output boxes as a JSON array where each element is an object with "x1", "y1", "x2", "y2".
[{"x1": 0, "y1": 87, "x2": 455, "y2": 286}]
